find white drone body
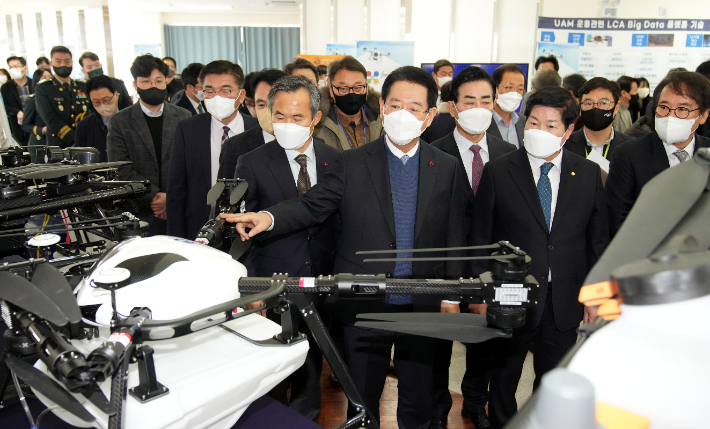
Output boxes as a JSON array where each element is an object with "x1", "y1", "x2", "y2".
[{"x1": 33, "y1": 236, "x2": 309, "y2": 429}]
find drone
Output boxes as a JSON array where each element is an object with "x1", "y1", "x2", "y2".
[{"x1": 362, "y1": 47, "x2": 391, "y2": 63}]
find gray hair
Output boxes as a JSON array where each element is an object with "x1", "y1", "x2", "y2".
[
  {"x1": 267, "y1": 75, "x2": 320, "y2": 119},
  {"x1": 532, "y1": 69, "x2": 562, "y2": 90}
]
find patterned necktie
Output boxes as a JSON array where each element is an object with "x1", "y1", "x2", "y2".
[
  {"x1": 537, "y1": 162, "x2": 554, "y2": 231},
  {"x1": 221, "y1": 126, "x2": 230, "y2": 144},
  {"x1": 470, "y1": 145, "x2": 484, "y2": 195},
  {"x1": 197, "y1": 103, "x2": 205, "y2": 114},
  {"x1": 295, "y1": 154, "x2": 311, "y2": 195},
  {"x1": 400, "y1": 154, "x2": 410, "y2": 165},
  {"x1": 673, "y1": 149, "x2": 689, "y2": 163}
]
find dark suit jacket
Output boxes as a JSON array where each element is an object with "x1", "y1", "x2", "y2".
[
  {"x1": 113, "y1": 78, "x2": 133, "y2": 111},
  {"x1": 238, "y1": 138, "x2": 340, "y2": 277},
  {"x1": 605, "y1": 131, "x2": 710, "y2": 235},
  {"x1": 472, "y1": 148, "x2": 609, "y2": 332},
  {"x1": 564, "y1": 128, "x2": 631, "y2": 161},
  {"x1": 20, "y1": 95, "x2": 46, "y2": 148},
  {"x1": 421, "y1": 113, "x2": 455, "y2": 144},
  {"x1": 218, "y1": 125, "x2": 267, "y2": 179},
  {"x1": 75, "y1": 113, "x2": 108, "y2": 161},
  {"x1": 487, "y1": 112, "x2": 526, "y2": 148},
  {"x1": 173, "y1": 92, "x2": 202, "y2": 116},
  {"x1": 166, "y1": 112, "x2": 259, "y2": 240},
  {"x1": 1, "y1": 78, "x2": 32, "y2": 143},
  {"x1": 265, "y1": 136, "x2": 468, "y2": 321}
]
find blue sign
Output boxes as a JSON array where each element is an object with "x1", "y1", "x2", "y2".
[
  {"x1": 631, "y1": 34, "x2": 648, "y2": 47},
  {"x1": 538, "y1": 16, "x2": 710, "y2": 32},
  {"x1": 568, "y1": 32, "x2": 585, "y2": 46},
  {"x1": 541, "y1": 31, "x2": 555, "y2": 42},
  {"x1": 686, "y1": 34, "x2": 702, "y2": 47}
]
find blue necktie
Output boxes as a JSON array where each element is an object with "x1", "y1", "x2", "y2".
[
  {"x1": 400, "y1": 154, "x2": 410, "y2": 165},
  {"x1": 537, "y1": 162, "x2": 554, "y2": 231}
]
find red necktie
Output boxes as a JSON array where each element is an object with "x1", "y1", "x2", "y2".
[{"x1": 470, "y1": 144, "x2": 484, "y2": 195}]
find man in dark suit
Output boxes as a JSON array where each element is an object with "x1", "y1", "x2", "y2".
[
  {"x1": 167, "y1": 60, "x2": 258, "y2": 240},
  {"x1": 472, "y1": 87, "x2": 609, "y2": 429},
  {"x1": 606, "y1": 71, "x2": 710, "y2": 236},
  {"x1": 222, "y1": 66, "x2": 467, "y2": 429},
  {"x1": 218, "y1": 68, "x2": 288, "y2": 179},
  {"x1": 78, "y1": 52, "x2": 132, "y2": 110},
  {"x1": 172, "y1": 62, "x2": 205, "y2": 116},
  {"x1": 237, "y1": 75, "x2": 340, "y2": 421},
  {"x1": 75, "y1": 75, "x2": 121, "y2": 161},
  {"x1": 2, "y1": 55, "x2": 32, "y2": 144},
  {"x1": 420, "y1": 80, "x2": 455, "y2": 143},
  {"x1": 430, "y1": 66, "x2": 515, "y2": 429},
  {"x1": 107, "y1": 55, "x2": 191, "y2": 235},
  {"x1": 488, "y1": 64, "x2": 527, "y2": 148}
]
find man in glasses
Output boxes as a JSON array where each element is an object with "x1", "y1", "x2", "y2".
[
  {"x1": 75, "y1": 75, "x2": 121, "y2": 161},
  {"x1": 605, "y1": 71, "x2": 710, "y2": 236},
  {"x1": 314, "y1": 56, "x2": 384, "y2": 150}
]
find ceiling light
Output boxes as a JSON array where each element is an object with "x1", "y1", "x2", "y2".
[{"x1": 179, "y1": 4, "x2": 233, "y2": 11}]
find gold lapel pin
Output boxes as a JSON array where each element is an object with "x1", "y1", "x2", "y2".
[{"x1": 571, "y1": 172, "x2": 576, "y2": 176}]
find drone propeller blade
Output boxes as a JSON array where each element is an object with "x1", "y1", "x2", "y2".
[
  {"x1": 31, "y1": 263, "x2": 82, "y2": 324},
  {"x1": 14, "y1": 162, "x2": 131, "y2": 180},
  {"x1": 0, "y1": 271, "x2": 69, "y2": 326},
  {"x1": 5, "y1": 355, "x2": 95, "y2": 423},
  {"x1": 356, "y1": 244, "x2": 499, "y2": 255},
  {"x1": 354, "y1": 320, "x2": 507, "y2": 343},
  {"x1": 229, "y1": 181, "x2": 249, "y2": 205},
  {"x1": 206, "y1": 181, "x2": 225, "y2": 205},
  {"x1": 357, "y1": 312, "x2": 488, "y2": 326},
  {"x1": 229, "y1": 238, "x2": 251, "y2": 260},
  {"x1": 82, "y1": 382, "x2": 117, "y2": 416},
  {"x1": 363, "y1": 254, "x2": 517, "y2": 263}
]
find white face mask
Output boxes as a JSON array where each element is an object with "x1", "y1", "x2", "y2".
[
  {"x1": 637, "y1": 87, "x2": 650, "y2": 100},
  {"x1": 383, "y1": 107, "x2": 428, "y2": 146},
  {"x1": 497, "y1": 91, "x2": 523, "y2": 113},
  {"x1": 437, "y1": 76, "x2": 452, "y2": 88},
  {"x1": 524, "y1": 129, "x2": 565, "y2": 159},
  {"x1": 454, "y1": 106, "x2": 493, "y2": 135},
  {"x1": 9, "y1": 68, "x2": 25, "y2": 80},
  {"x1": 318, "y1": 79, "x2": 327, "y2": 88},
  {"x1": 195, "y1": 89, "x2": 205, "y2": 101},
  {"x1": 204, "y1": 90, "x2": 241, "y2": 121},
  {"x1": 655, "y1": 116, "x2": 697, "y2": 145},
  {"x1": 273, "y1": 118, "x2": 315, "y2": 151},
  {"x1": 96, "y1": 94, "x2": 118, "y2": 118},
  {"x1": 0, "y1": 75, "x2": 7, "y2": 84}
]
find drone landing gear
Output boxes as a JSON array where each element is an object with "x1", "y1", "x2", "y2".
[{"x1": 128, "y1": 345, "x2": 168, "y2": 404}]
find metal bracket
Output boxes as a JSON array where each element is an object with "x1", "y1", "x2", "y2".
[{"x1": 128, "y1": 345, "x2": 168, "y2": 403}]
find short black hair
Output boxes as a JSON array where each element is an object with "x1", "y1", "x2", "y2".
[
  {"x1": 328, "y1": 56, "x2": 367, "y2": 82},
  {"x1": 243, "y1": 72, "x2": 258, "y2": 98},
  {"x1": 449, "y1": 66, "x2": 495, "y2": 103},
  {"x1": 130, "y1": 55, "x2": 169, "y2": 80},
  {"x1": 535, "y1": 55, "x2": 559, "y2": 71},
  {"x1": 562, "y1": 73, "x2": 587, "y2": 99},
  {"x1": 524, "y1": 86, "x2": 580, "y2": 128},
  {"x1": 31, "y1": 68, "x2": 50, "y2": 84},
  {"x1": 199, "y1": 60, "x2": 245, "y2": 88},
  {"x1": 36, "y1": 56, "x2": 49, "y2": 66},
  {"x1": 86, "y1": 75, "x2": 116, "y2": 95},
  {"x1": 50, "y1": 46, "x2": 72, "y2": 59},
  {"x1": 636, "y1": 77, "x2": 650, "y2": 88},
  {"x1": 180, "y1": 63, "x2": 204, "y2": 88},
  {"x1": 162, "y1": 57, "x2": 177, "y2": 67},
  {"x1": 579, "y1": 77, "x2": 621, "y2": 105},
  {"x1": 492, "y1": 64, "x2": 527, "y2": 88},
  {"x1": 252, "y1": 68, "x2": 288, "y2": 93},
  {"x1": 78, "y1": 51, "x2": 99, "y2": 68},
  {"x1": 381, "y1": 65, "x2": 438, "y2": 110},
  {"x1": 7, "y1": 56, "x2": 26, "y2": 67},
  {"x1": 696, "y1": 60, "x2": 710, "y2": 79},
  {"x1": 440, "y1": 81, "x2": 453, "y2": 103},
  {"x1": 616, "y1": 75, "x2": 637, "y2": 94},
  {"x1": 653, "y1": 71, "x2": 710, "y2": 114},
  {"x1": 433, "y1": 59, "x2": 453, "y2": 74},
  {"x1": 283, "y1": 58, "x2": 318, "y2": 82},
  {"x1": 317, "y1": 65, "x2": 327, "y2": 77}
]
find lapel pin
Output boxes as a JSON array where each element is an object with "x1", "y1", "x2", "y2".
[
  {"x1": 323, "y1": 162, "x2": 328, "y2": 166},
  {"x1": 429, "y1": 161, "x2": 434, "y2": 166},
  {"x1": 571, "y1": 172, "x2": 576, "y2": 176}
]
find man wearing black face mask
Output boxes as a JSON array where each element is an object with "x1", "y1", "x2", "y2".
[
  {"x1": 564, "y1": 77, "x2": 631, "y2": 181},
  {"x1": 78, "y1": 51, "x2": 132, "y2": 110},
  {"x1": 34, "y1": 45, "x2": 91, "y2": 148},
  {"x1": 313, "y1": 56, "x2": 384, "y2": 150}
]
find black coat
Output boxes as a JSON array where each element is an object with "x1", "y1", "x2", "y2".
[
  {"x1": 34, "y1": 77, "x2": 91, "y2": 148},
  {"x1": 20, "y1": 95, "x2": 46, "y2": 148},
  {"x1": 265, "y1": 136, "x2": 468, "y2": 320},
  {"x1": 167, "y1": 112, "x2": 259, "y2": 240},
  {"x1": 113, "y1": 78, "x2": 133, "y2": 111},
  {"x1": 173, "y1": 92, "x2": 202, "y2": 116},
  {"x1": 237, "y1": 139, "x2": 340, "y2": 277},
  {"x1": 472, "y1": 148, "x2": 610, "y2": 332},
  {"x1": 75, "y1": 113, "x2": 109, "y2": 162},
  {"x1": 1, "y1": 78, "x2": 32, "y2": 143},
  {"x1": 421, "y1": 113, "x2": 455, "y2": 144},
  {"x1": 564, "y1": 129, "x2": 632, "y2": 162},
  {"x1": 218, "y1": 125, "x2": 267, "y2": 179},
  {"x1": 605, "y1": 131, "x2": 710, "y2": 235}
]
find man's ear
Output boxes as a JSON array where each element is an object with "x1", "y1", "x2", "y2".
[
  {"x1": 379, "y1": 97, "x2": 385, "y2": 117},
  {"x1": 448, "y1": 101, "x2": 457, "y2": 119},
  {"x1": 235, "y1": 89, "x2": 246, "y2": 106},
  {"x1": 312, "y1": 110, "x2": 323, "y2": 128}
]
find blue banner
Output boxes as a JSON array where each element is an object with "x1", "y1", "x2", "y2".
[
  {"x1": 538, "y1": 17, "x2": 710, "y2": 32},
  {"x1": 541, "y1": 31, "x2": 555, "y2": 42},
  {"x1": 686, "y1": 34, "x2": 703, "y2": 47},
  {"x1": 568, "y1": 33, "x2": 585, "y2": 46},
  {"x1": 631, "y1": 34, "x2": 648, "y2": 47}
]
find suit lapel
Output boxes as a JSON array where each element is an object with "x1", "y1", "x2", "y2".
[
  {"x1": 515, "y1": 117, "x2": 525, "y2": 147},
  {"x1": 486, "y1": 121, "x2": 502, "y2": 139},
  {"x1": 130, "y1": 103, "x2": 158, "y2": 164},
  {"x1": 442, "y1": 133, "x2": 475, "y2": 205},
  {"x1": 508, "y1": 149, "x2": 548, "y2": 232},
  {"x1": 550, "y1": 150, "x2": 580, "y2": 234},
  {"x1": 646, "y1": 133, "x2": 671, "y2": 175},
  {"x1": 414, "y1": 143, "x2": 438, "y2": 240},
  {"x1": 365, "y1": 137, "x2": 396, "y2": 241},
  {"x1": 267, "y1": 142, "x2": 299, "y2": 200},
  {"x1": 194, "y1": 114, "x2": 212, "y2": 189}
]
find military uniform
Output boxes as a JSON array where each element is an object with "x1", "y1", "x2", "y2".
[{"x1": 34, "y1": 76, "x2": 91, "y2": 148}]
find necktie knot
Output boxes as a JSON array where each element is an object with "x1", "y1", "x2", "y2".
[
  {"x1": 295, "y1": 154, "x2": 311, "y2": 195},
  {"x1": 221, "y1": 126, "x2": 231, "y2": 144},
  {"x1": 400, "y1": 155, "x2": 410, "y2": 165},
  {"x1": 470, "y1": 144, "x2": 481, "y2": 154},
  {"x1": 673, "y1": 149, "x2": 690, "y2": 163},
  {"x1": 295, "y1": 154, "x2": 308, "y2": 167},
  {"x1": 540, "y1": 162, "x2": 554, "y2": 176}
]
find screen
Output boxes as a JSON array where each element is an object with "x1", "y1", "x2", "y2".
[{"x1": 421, "y1": 63, "x2": 530, "y2": 86}]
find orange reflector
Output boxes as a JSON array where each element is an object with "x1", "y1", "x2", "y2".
[
  {"x1": 579, "y1": 281, "x2": 619, "y2": 305},
  {"x1": 598, "y1": 298, "x2": 621, "y2": 321},
  {"x1": 597, "y1": 402, "x2": 649, "y2": 429}
]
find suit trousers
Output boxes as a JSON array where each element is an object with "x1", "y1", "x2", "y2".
[
  {"x1": 488, "y1": 288, "x2": 578, "y2": 429},
  {"x1": 343, "y1": 305, "x2": 437, "y2": 429}
]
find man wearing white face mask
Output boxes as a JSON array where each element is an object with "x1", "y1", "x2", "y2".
[
  {"x1": 606, "y1": 71, "x2": 710, "y2": 236},
  {"x1": 172, "y1": 62, "x2": 205, "y2": 116},
  {"x1": 220, "y1": 66, "x2": 468, "y2": 429},
  {"x1": 233, "y1": 76, "x2": 340, "y2": 421},
  {"x1": 472, "y1": 86, "x2": 609, "y2": 429},
  {"x1": 167, "y1": 60, "x2": 258, "y2": 240},
  {"x1": 432, "y1": 59, "x2": 454, "y2": 106},
  {"x1": 75, "y1": 75, "x2": 120, "y2": 161},
  {"x1": 1, "y1": 55, "x2": 32, "y2": 144},
  {"x1": 489, "y1": 64, "x2": 528, "y2": 148}
]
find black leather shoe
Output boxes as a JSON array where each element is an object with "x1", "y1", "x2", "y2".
[
  {"x1": 428, "y1": 418, "x2": 446, "y2": 429},
  {"x1": 461, "y1": 409, "x2": 491, "y2": 429},
  {"x1": 329, "y1": 371, "x2": 340, "y2": 387}
]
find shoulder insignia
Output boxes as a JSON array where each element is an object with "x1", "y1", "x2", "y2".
[{"x1": 37, "y1": 78, "x2": 52, "y2": 85}]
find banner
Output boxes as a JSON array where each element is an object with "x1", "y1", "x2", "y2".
[
  {"x1": 536, "y1": 43, "x2": 580, "y2": 77},
  {"x1": 296, "y1": 54, "x2": 346, "y2": 67},
  {"x1": 356, "y1": 41, "x2": 414, "y2": 91},
  {"x1": 326, "y1": 44, "x2": 356, "y2": 56}
]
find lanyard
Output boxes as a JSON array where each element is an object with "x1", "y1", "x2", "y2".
[
  {"x1": 585, "y1": 143, "x2": 611, "y2": 159},
  {"x1": 336, "y1": 107, "x2": 367, "y2": 149}
]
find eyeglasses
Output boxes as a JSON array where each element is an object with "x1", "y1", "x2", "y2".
[
  {"x1": 499, "y1": 85, "x2": 525, "y2": 95},
  {"x1": 385, "y1": 103, "x2": 429, "y2": 116},
  {"x1": 91, "y1": 94, "x2": 115, "y2": 108},
  {"x1": 331, "y1": 84, "x2": 367, "y2": 96},
  {"x1": 203, "y1": 88, "x2": 237, "y2": 97},
  {"x1": 655, "y1": 104, "x2": 699, "y2": 119},
  {"x1": 581, "y1": 100, "x2": 615, "y2": 111}
]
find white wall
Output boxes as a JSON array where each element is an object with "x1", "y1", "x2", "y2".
[
  {"x1": 452, "y1": 0, "x2": 495, "y2": 63},
  {"x1": 539, "y1": 0, "x2": 710, "y2": 19},
  {"x1": 495, "y1": 0, "x2": 540, "y2": 73},
  {"x1": 369, "y1": 0, "x2": 402, "y2": 41},
  {"x1": 336, "y1": 0, "x2": 365, "y2": 45},
  {"x1": 303, "y1": 0, "x2": 331, "y2": 54}
]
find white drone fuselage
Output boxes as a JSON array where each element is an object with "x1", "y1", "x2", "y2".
[{"x1": 33, "y1": 236, "x2": 309, "y2": 429}]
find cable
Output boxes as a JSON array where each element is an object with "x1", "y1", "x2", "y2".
[{"x1": 34, "y1": 405, "x2": 58, "y2": 429}]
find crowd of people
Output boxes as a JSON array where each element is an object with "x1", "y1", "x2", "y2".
[{"x1": 2, "y1": 47, "x2": 710, "y2": 429}]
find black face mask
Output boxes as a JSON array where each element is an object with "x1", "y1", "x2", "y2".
[
  {"x1": 630, "y1": 94, "x2": 639, "y2": 105},
  {"x1": 53, "y1": 66, "x2": 72, "y2": 78},
  {"x1": 87, "y1": 68, "x2": 104, "y2": 79},
  {"x1": 137, "y1": 87, "x2": 167, "y2": 106},
  {"x1": 334, "y1": 92, "x2": 367, "y2": 116},
  {"x1": 580, "y1": 108, "x2": 615, "y2": 132}
]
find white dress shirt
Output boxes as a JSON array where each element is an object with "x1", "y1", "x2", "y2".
[
  {"x1": 528, "y1": 150, "x2": 563, "y2": 282},
  {"x1": 210, "y1": 112, "x2": 245, "y2": 187},
  {"x1": 664, "y1": 136, "x2": 695, "y2": 167},
  {"x1": 583, "y1": 127, "x2": 614, "y2": 156},
  {"x1": 284, "y1": 139, "x2": 318, "y2": 188},
  {"x1": 188, "y1": 95, "x2": 204, "y2": 114},
  {"x1": 385, "y1": 135, "x2": 420, "y2": 159},
  {"x1": 263, "y1": 130, "x2": 275, "y2": 143},
  {"x1": 454, "y1": 129, "x2": 489, "y2": 184},
  {"x1": 139, "y1": 101, "x2": 164, "y2": 117}
]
